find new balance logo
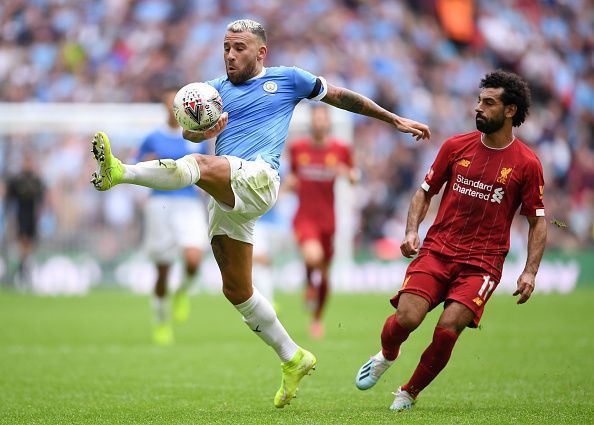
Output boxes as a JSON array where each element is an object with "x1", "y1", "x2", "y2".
[{"x1": 490, "y1": 187, "x2": 505, "y2": 203}]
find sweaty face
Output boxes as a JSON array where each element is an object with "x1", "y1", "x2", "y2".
[
  {"x1": 475, "y1": 88, "x2": 506, "y2": 134},
  {"x1": 224, "y1": 31, "x2": 262, "y2": 85}
]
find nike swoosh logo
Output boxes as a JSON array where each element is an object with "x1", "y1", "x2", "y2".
[{"x1": 104, "y1": 167, "x2": 113, "y2": 186}]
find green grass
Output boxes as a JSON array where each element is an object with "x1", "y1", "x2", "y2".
[{"x1": 0, "y1": 289, "x2": 592, "y2": 424}]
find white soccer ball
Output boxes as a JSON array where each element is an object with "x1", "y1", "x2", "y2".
[{"x1": 172, "y1": 82, "x2": 223, "y2": 131}]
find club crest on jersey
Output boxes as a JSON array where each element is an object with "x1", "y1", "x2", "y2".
[
  {"x1": 325, "y1": 153, "x2": 337, "y2": 166},
  {"x1": 458, "y1": 159, "x2": 471, "y2": 167},
  {"x1": 263, "y1": 81, "x2": 278, "y2": 93},
  {"x1": 496, "y1": 167, "x2": 513, "y2": 184}
]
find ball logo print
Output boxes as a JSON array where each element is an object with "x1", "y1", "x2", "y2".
[
  {"x1": 184, "y1": 99, "x2": 202, "y2": 124},
  {"x1": 173, "y1": 82, "x2": 223, "y2": 131}
]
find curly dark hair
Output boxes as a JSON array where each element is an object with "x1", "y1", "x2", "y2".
[{"x1": 480, "y1": 70, "x2": 531, "y2": 127}]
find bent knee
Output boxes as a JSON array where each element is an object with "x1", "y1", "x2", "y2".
[
  {"x1": 396, "y1": 309, "x2": 424, "y2": 331},
  {"x1": 395, "y1": 295, "x2": 429, "y2": 330},
  {"x1": 302, "y1": 240, "x2": 324, "y2": 266}
]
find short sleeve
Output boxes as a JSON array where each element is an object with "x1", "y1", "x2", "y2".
[
  {"x1": 520, "y1": 158, "x2": 545, "y2": 217},
  {"x1": 205, "y1": 77, "x2": 223, "y2": 92},
  {"x1": 291, "y1": 67, "x2": 328, "y2": 101},
  {"x1": 422, "y1": 140, "x2": 454, "y2": 195}
]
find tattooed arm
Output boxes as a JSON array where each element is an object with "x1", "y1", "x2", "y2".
[{"x1": 321, "y1": 84, "x2": 431, "y2": 140}]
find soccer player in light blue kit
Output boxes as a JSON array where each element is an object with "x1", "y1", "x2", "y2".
[
  {"x1": 138, "y1": 86, "x2": 209, "y2": 346},
  {"x1": 90, "y1": 19, "x2": 431, "y2": 408}
]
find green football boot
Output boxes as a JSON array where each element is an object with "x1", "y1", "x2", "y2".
[
  {"x1": 90, "y1": 131, "x2": 124, "y2": 191},
  {"x1": 153, "y1": 323, "x2": 174, "y2": 346},
  {"x1": 172, "y1": 292, "x2": 191, "y2": 324},
  {"x1": 274, "y1": 347, "x2": 317, "y2": 408}
]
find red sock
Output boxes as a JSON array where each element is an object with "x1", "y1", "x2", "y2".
[
  {"x1": 381, "y1": 315, "x2": 411, "y2": 361},
  {"x1": 402, "y1": 326, "x2": 458, "y2": 398}
]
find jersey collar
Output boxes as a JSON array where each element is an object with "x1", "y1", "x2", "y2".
[{"x1": 480, "y1": 132, "x2": 516, "y2": 150}]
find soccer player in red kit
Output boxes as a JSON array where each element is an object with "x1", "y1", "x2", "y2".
[
  {"x1": 355, "y1": 70, "x2": 547, "y2": 411},
  {"x1": 288, "y1": 105, "x2": 358, "y2": 338}
]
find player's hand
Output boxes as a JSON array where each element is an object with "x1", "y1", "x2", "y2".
[
  {"x1": 183, "y1": 112, "x2": 228, "y2": 143},
  {"x1": 393, "y1": 117, "x2": 431, "y2": 141},
  {"x1": 513, "y1": 271, "x2": 536, "y2": 304},
  {"x1": 400, "y1": 231, "x2": 420, "y2": 258}
]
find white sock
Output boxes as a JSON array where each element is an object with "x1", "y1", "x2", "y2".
[
  {"x1": 234, "y1": 287, "x2": 298, "y2": 362},
  {"x1": 252, "y1": 264, "x2": 274, "y2": 304},
  {"x1": 375, "y1": 350, "x2": 393, "y2": 364},
  {"x1": 152, "y1": 295, "x2": 168, "y2": 323},
  {"x1": 122, "y1": 155, "x2": 200, "y2": 190}
]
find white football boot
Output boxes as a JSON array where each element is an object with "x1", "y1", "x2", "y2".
[
  {"x1": 389, "y1": 387, "x2": 415, "y2": 411},
  {"x1": 355, "y1": 350, "x2": 398, "y2": 390}
]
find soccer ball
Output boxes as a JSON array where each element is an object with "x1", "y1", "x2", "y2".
[{"x1": 173, "y1": 82, "x2": 223, "y2": 131}]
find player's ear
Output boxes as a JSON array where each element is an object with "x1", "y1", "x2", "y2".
[
  {"x1": 258, "y1": 44, "x2": 267, "y2": 61},
  {"x1": 505, "y1": 104, "x2": 517, "y2": 119}
]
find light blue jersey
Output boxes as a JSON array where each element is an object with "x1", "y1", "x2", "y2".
[
  {"x1": 137, "y1": 127, "x2": 208, "y2": 197},
  {"x1": 207, "y1": 66, "x2": 327, "y2": 170}
]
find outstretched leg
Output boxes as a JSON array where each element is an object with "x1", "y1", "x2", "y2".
[{"x1": 91, "y1": 132, "x2": 234, "y2": 207}]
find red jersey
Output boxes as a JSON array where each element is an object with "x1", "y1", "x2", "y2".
[
  {"x1": 420, "y1": 131, "x2": 545, "y2": 279},
  {"x1": 290, "y1": 138, "x2": 353, "y2": 231}
]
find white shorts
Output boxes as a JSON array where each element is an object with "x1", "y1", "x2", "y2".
[
  {"x1": 144, "y1": 195, "x2": 208, "y2": 263},
  {"x1": 208, "y1": 155, "x2": 280, "y2": 244}
]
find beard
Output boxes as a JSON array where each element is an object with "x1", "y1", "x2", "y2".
[
  {"x1": 475, "y1": 113, "x2": 505, "y2": 134},
  {"x1": 226, "y1": 60, "x2": 258, "y2": 85}
]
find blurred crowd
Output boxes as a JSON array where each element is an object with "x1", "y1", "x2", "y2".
[{"x1": 1, "y1": 0, "x2": 593, "y2": 271}]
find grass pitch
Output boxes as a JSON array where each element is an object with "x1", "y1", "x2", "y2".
[{"x1": 0, "y1": 289, "x2": 592, "y2": 424}]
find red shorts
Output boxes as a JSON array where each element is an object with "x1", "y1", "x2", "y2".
[
  {"x1": 293, "y1": 218, "x2": 334, "y2": 260},
  {"x1": 391, "y1": 252, "x2": 500, "y2": 328}
]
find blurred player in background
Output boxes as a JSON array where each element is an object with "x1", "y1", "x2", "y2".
[
  {"x1": 251, "y1": 208, "x2": 279, "y2": 306},
  {"x1": 90, "y1": 19, "x2": 430, "y2": 407},
  {"x1": 137, "y1": 85, "x2": 209, "y2": 345},
  {"x1": 355, "y1": 70, "x2": 547, "y2": 411},
  {"x1": 5, "y1": 152, "x2": 45, "y2": 289},
  {"x1": 287, "y1": 105, "x2": 359, "y2": 339}
]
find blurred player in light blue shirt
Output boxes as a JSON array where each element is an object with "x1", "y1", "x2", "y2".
[{"x1": 137, "y1": 87, "x2": 209, "y2": 346}]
